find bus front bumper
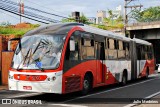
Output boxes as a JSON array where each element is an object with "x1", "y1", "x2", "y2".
[{"x1": 8, "y1": 71, "x2": 63, "y2": 94}]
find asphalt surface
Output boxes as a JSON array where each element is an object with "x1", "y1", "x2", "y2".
[{"x1": 0, "y1": 73, "x2": 160, "y2": 107}]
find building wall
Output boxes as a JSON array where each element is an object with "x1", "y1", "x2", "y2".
[
  {"x1": 96, "y1": 11, "x2": 106, "y2": 24},
  {"x1": 129, "y1": 28, "x2": 160, "y2": 64},
  {"x1": 130, "y1": 28, "x2": 160, "y2": 39}
]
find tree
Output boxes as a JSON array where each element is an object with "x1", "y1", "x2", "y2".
[
  {"x1": 80, "y1": 13, "x2": 89, "y2": 24},
  {"x1": 61, "y1": 15, "x2": 76, "y2": 23},
  {"x1": 61, "y1": 13, "x2": 89, "y2": 24},
  {"x1": 132, "y1": 6, "x2": 160, "y2": 22}
]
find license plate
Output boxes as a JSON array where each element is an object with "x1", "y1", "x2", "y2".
[{"x1": 23, "y1": 86, "x2": 32, "y2": 90}]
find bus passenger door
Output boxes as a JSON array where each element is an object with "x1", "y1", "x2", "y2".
[{"x1": 95, "y1": 42, "x2": 105, "y2": 84}]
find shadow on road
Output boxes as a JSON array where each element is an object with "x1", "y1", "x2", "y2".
[{"x1": 14, "y1": 76, "x2": 158, "y2": 103}]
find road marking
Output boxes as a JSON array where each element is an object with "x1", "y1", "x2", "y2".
[
  {"x1": 124, "y1": 87, "x2": 160, "y2": 107},
  {"x1": 145, "y1": 91, "x2": 160, "y2": 99},
  {"x1": 62, "y1": 77, "x2": 158, "y2": 103},
  {"x1": 123, "y1": 104, "x2": 137, "y2": 107},
  {"x1": 50, "y1": 104, "x2": 88, "y2": 107}
]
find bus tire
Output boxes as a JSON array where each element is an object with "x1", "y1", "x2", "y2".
[
  {"x1": 145, "y1": 67, "x2": 149, "y2": 79},
  {"x1": 81, "y1": 74, "x2": 92, "y2": 95},
  {"x1": 121, "y1": 72, "x2": 127, "y2": 86}
]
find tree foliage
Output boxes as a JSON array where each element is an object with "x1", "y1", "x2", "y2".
[
  {"x1": 62, "y1": 13, "x2": 89, "y2": 24},
  {"x1": 103, "y1": 10, "x2": 124, "y2": 29},
  {"x1": 132, "y1": 6, "x2": 160, "y2": 22}
]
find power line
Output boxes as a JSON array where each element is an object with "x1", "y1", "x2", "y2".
[
  {"x1": 0, "y1": 7, "x2": 49, "y2": 24},
  {"x1": 0, "y1": 0, "x2": 69, "y2": 19},
  {"x1": 0, "y1": 10, "x2": 19, "y2": 21},
  {"x1": 24, "y1": 0, "x2": 68, "y2": 16},
  {"x1": 0, "y1": 4, "x2": 60, "y2": 23}
]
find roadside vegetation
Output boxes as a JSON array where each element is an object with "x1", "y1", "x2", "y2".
[
  {"x1": 132, "y1": 6, "x2": 160, "y2": 22},
  {"x1": 0, "y1": 22, "x2": 40, "y2": 37},
  {"x1": 62, "y1": 11, "x2": 124, "y2": 30}
]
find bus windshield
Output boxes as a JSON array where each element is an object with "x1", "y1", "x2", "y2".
[{"x1": 12, "y1": 34, "x2": 66, "y2": 70}]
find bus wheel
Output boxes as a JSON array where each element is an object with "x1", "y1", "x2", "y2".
[
  {"x1": 121, "y1": 73, "x2": 127, "y2": 86},
  {"x1": 81, "y1": 75, "x2": 92, "y2": 95}
]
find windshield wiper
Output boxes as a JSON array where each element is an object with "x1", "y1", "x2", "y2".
[{"x1": 16, "y1": 48, "x2": 31, "y2": 71}]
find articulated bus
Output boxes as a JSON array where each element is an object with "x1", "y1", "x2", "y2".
[{"x1": 8, "y1": 23, "x2": 155, "y2": 94}]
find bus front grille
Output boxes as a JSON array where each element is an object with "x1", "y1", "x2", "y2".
[{"x1": 65, "y1": 75, "x2": 81, "y2": 93}]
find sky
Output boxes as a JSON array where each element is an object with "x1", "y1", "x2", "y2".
[{"x1": 0, "y1": 0, "x2": 160, "y2": 25}]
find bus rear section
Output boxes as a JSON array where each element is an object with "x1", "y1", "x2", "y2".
[{"x1": 131, "y1": 39, "x2": 155, "y2": 80}]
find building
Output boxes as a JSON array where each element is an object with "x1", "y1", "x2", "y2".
[
  {"x1": 72, "y1": 11, "x2": 80, "y2": 22},
  {"x1": 112, "y1": 5, "x2": 123, "y2": 19},
  {"x1": 87, "y1": 17, "x2": 96, "y2": 24},
  {"x1": 127, "y1": 21, "x2": 160, "y2": 64},
  {"x1": 96, "y1": 10, "x2": 106, "y2": 24}
]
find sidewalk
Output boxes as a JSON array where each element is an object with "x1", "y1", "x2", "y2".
[{"x1": 0, "y1": 85, "x2": 8, "y2": 90}]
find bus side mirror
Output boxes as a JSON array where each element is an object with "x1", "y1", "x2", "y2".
[{"x1": 70, "y1": 39, "x2": 75, "y2": 51}]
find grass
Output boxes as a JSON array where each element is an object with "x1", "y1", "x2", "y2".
[
  {"x1": 0, "y1": 24, "x2": 40, "y2": 36},
  {"x1": 0, "y1": 27, "x2": 33, "y2": 36}
]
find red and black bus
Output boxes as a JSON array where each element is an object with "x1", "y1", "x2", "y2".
[{"x1": 8, "y1": 23, "x2": 155, "y2": 94}]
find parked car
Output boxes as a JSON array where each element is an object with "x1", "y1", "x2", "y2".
[{"x1": 157, "y1": 64, "x2": 160, "y2": 73}]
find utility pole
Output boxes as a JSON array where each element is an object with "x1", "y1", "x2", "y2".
[
  {"x1": 124, "y1": 0, "x2": 143, "y2": 37},
  {"x1": 19, "y1": 0, "x2": 24, "y2": 23}
]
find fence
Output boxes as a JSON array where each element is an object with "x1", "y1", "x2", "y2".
[
  {"x1": 2, "y1": 51, "x2": 14, "y2": 85},
  {"x1": 0, "y1": 35, "x2": 18, "y2": 85}
]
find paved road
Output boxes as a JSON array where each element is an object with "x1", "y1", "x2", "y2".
[{"x1": 0, "y1": 73, "x2": 160, "y2": 107}]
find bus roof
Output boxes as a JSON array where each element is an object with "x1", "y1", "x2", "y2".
[
  {"x1": 80, "y1": 25, "x2": 131, "y2": 42},
  {"x1": 132, "y1": 38, "x2": 152, "y2": 45},
  {"x1": 23, "y1": 22, "x2": 151, "y2": 45},
  {"x1": 24, "y1": 23, "x2": 84, "y2": 36}
]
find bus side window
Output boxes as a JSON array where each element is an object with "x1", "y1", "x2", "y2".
[
  {"x1": 118, "y1": 41, "x2": 125, "y2": 59},
  {"x1": 136, "y1": 44, "x2": 141, "y2": 60},
  {"x1": 125, "y1": 42, "x2": 130, "y2": 59},
  {"x1": 69, "y1": 35, "x2": 79, "y2": 60},
  {"x1": 108, "y1": 39, "x2": 117, "y2": 60},
  {"x1": 144, "y1": 45, "x2": 148, "y2": 60},
  {"x1": 65, "y1": 32, "x2": 80, "y2": 60},
  {"x1": 105, "y1": 38, "x2": 109, "y2": 59},
  {"x1": 141, "y1": 45, "x2": 146, "y2": 60},
  {"x1": 147, "y1": 46, "x2": 153, "y2": 60},
  {"x1": 81, "y1": 33, "x2": 95, "y2": 60}
]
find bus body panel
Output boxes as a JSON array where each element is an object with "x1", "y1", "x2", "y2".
[
  {"x1": 62, "y1": 60, "x2": 132, "y2": 93},
  {"x1": 105, "y1": 60, "x2": 131, "y2": 82},
  {"x1": 62, "y1": 60, "x2": 118, "y2": 93},
  {"x1": 138, "y1": 59, "x2": 155, "y2": 77},
  {"x1": 8, "y1": 70, "x2": 63, "y2": 93}
]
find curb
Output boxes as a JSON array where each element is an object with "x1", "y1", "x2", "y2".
[{"x1": 0, "y1": 85, "x2": 8, "y2": 91}]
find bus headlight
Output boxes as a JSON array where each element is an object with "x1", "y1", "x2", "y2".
[
  {"x1": 9, "y1": 74, "x2": 13, "y2": 79},
  {"x1": 52, "y1": 76, "x2": 56, "y2": 81},
  {"x1": 47, "y1": 78, "x2": 50, "y2": 81}
]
